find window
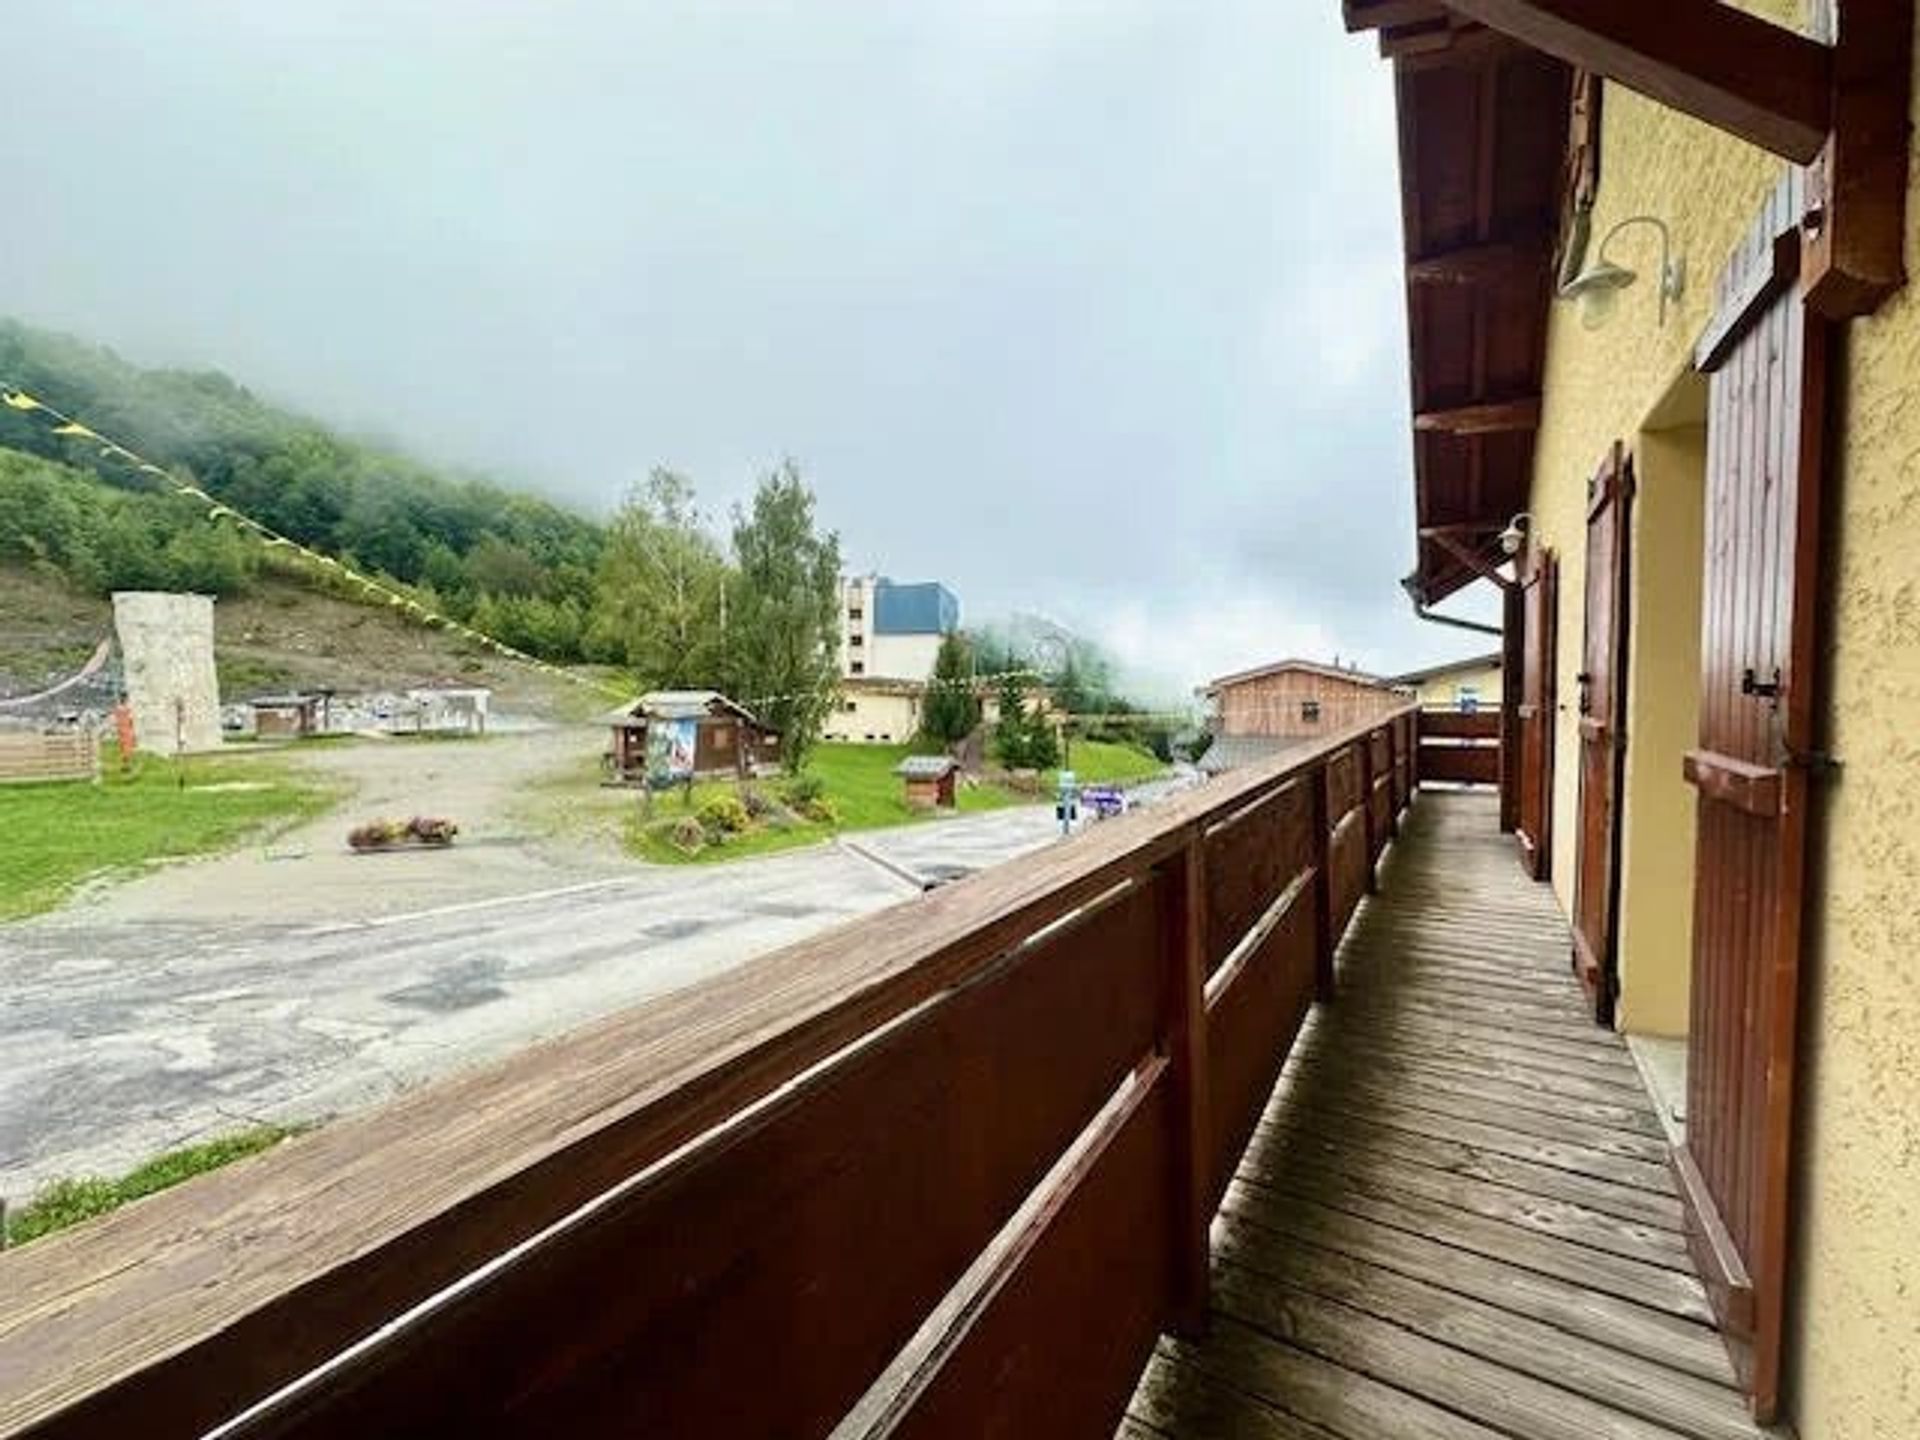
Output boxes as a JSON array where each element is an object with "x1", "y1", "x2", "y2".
[
  {"x1": 1301, "y1": 699, "x2": 1321, "y2": 723},
  {"x1": 849, "y1": 633, "x2": 863, "y2": 646},
  {"x1": 851, "y1": 661, "x2": 865, "y2": 675},
  {"x1": 841, "y1": 700, "x2": 858, "y2": 713},
  {"x1": 1454, "y1": 684, "x2": 1481, "y2": 714},
  {"x1": 848, "y1": 608, "x2": 863, "y2": 622}
]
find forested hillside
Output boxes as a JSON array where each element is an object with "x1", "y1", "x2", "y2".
[{"x1": 0, "y1": 319, "x2": 604, "y2": 659}]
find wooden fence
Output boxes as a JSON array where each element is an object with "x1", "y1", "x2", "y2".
[
  {"x1": 0, "y1": 710, "x2": 1419, "y2": 1440},
  {"x1": 1415, "y1": 706, "x2": 1501, "y2": 786},
  {"x1": 0, "y1": 732, "x2": 97, "y2": 786}
]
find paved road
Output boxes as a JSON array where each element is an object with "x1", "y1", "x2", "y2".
[{"x1": 0, "y1": 777, "x2": 1197, "y2": 1199}]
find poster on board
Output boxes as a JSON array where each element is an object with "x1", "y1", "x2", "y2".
[{"x1": 646, "y1": 717, "x2": 699, "y2": 785}]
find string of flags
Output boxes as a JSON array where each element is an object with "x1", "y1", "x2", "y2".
[
  {"x1": 1, "y1": 383, "x2": 1190, "y2": 727},
  {"x1": 0, "y1": 383, "x2": 631, "y2": 701}
]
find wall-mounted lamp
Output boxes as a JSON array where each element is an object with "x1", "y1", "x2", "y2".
[
  {"x1": 1558, "y1": 215, "x2": 1685, "y2": 328},
  {"x1": 1498, "y1": 512, "x2": 1532, "y2": 556}
]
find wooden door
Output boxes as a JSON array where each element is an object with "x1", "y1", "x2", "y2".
[
  {"x1": 1571, "y1": 446, "x2": 1633, "y2": 1023},
  {"x1": 1679, "y1": 173, "x2": 1828, "y2": 1423},
  {"x1": 1515, "y1": 548, "x2": 1557, "y2": 880},
  {"x1": 1499, "y1": 580, "x2": 1523, "y2": 834}
]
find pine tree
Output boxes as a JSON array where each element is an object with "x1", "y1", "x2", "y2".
[
  {"x1": 920, "y1": 632, "x2": 981, "y2": 748},
  {"x1": 993, "y1": 669, "x2": 1032, "y2": 769}
]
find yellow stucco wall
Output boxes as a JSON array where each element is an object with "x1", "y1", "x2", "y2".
[
  {"x1": 1406, "y1": 659, "x2": 1503, "y2": 710},
  {"x1": 1614, "y1": 415, "x2": 1705, "y2": 1037},
  {"x1": 1521, "y1": 3, "x2": 1920, "y2": 1428},
  {"x1": 1788, "y1": 36, "x2": 1920, "y2": 1433},
  {"x1": 821, "y1": 688, "x2": 920, "y2": 743},
  {"x1": 1528, "y1": 75, "x2": 1785, "y2": 919}
]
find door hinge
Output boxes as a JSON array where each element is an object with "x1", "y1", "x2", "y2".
[
  {"x1": 1780, "y1": 744, "x2": 1843, "y2": 779},
  {"x1": 1741, "y1": 666, "x2": 1782, "y2": 700}
]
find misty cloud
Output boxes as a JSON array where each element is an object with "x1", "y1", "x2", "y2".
[{"x1": 2, "y1": 0, "x2": 1500, "y2": 703}]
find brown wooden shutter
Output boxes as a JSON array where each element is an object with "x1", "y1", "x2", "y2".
[{"x1": 1678, "y1": 170, "x2": 1828, "y2": 1424}]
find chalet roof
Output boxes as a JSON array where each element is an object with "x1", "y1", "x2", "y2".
[
  {"x1": 1341, "y1": 7, "x2": 1572, "y2": 604},
  {"x1": 1198, "y1": 734, "x2": 1306, "y2": 776},
  {"x1": 599, "y1": 690, "x2": 773, "y2": 730},
  {"x1": 1202, "y1": 658, "x2": 1397, "y2": 695},
  {"x1": 895, "y1": 755, "x2": 962, "y2": 779},
  {"x1": 1391, "y1": 651, "x2": 1502, "y2": 685}
]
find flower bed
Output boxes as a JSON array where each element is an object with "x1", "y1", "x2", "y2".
[{"x1": 348, "y1": 816, "x2": 459, "y2": 852}]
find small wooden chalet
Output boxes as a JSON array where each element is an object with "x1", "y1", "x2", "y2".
[
  {"x1": 895, "y1": 753, "x2": 960, "y2": 809},
  {"x1": 601, "y1": 690, "x2": 780, "y2": 783},
  {"x1": 249, "y1": 692, "x2": 329, "y2": 739}
]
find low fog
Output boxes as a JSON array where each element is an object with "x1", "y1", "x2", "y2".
[{"x1": 1, "y1": 1, "x2": 1500, "y2": 700}]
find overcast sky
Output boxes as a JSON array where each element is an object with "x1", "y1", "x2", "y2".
[{"x1": 3, "y1": 1, "x2": 1499, "y2": 701}]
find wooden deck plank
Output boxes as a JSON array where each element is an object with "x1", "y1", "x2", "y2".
[
  {"x1": 1125, "y1": 792, "x2": 1766, "y2": 1440},
  {"x1": 1212, "y1": 1262, "x2": 1752, "y2": 1440},
  {"x1": 1261, "y1": 1114, "x2": 1685, "y2": 1231},
  {"x1": 1217, "y1": 1193, "x2": 1737, "y2": 1384},
  {"x1": 1290, "y1": 1030, "x2": 1659, "y2": 1107},
  {"x1": 1155, "y1": 1321, "x2": 1512, "y2": 1440},
  {"x1": 1239, "y1": 1131, "x2": 1690, "y2": 1264},
  {"x1": 1283, "y1": 1045, "x2": 1669, "y2": 1139},
  {"x1": 1272, "y1": 1072, "x2": 1675, "y2": 1164}
]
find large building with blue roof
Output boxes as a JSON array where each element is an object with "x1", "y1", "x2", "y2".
[{"x1": 826, "y1": 574, "x2": 962, "y2": 743}]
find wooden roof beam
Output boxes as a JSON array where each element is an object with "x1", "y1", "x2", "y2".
[
  {"x1": 1439, "y1": 0, "x2": 1830, "y2": 163},
  {"x1": 1413, "y1": 397, "x2": 1541, "y2": 435},
  {"x1": 1342, "y1": 0, "x2": 1449, "y2": 33},
  {"x1": 1423, "y1": 528, "x2": 1516, "y2": 590},
  {"x1": 1376, "y1": 15, "x2": 1483, "y2": 59},
  {"x1": 1392, "y1": 25, "x2": 1518, "y2": 74}
]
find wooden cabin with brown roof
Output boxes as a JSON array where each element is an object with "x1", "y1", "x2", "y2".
[{"x1": 1203, "y1": 657, "x2": 1405, "y2": 740}]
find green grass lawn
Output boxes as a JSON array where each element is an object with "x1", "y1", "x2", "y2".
[
  {"x1": 1054, "y1": 738, "x2": 1171, "y2": 787},
  {"x1": 628, "y1": 739, "x2": 1165, "y2": 865},
  {"x1": 0, "y1": 747, "x2": 338, "y2": 920},
  {"x1": 3, "y1": 1125, "x2": 299, "y2": 1247}
]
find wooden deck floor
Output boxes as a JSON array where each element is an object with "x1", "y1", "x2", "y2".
[{"x1": 1124, "y1": 791, "x2": 1773, "y2": 1440}]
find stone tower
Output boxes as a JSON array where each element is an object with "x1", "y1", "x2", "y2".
[{"x1": 111, "y1": 591, "x2": 223, "y2": 754}]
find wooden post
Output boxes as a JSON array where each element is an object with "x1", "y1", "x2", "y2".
[
  {"x1": 1159, "y1": 837, "x2": 1211, "y2": 1337},
  {"x1": 1358, "y1": 736, "x2": 1379, "y2": 894},
  {"x1": 1383, "y1": 721, "x2": 1400, "y2": 840},
  {"x1": 1310, "y1": 763, "x2": 1335, "y2": 1003}
]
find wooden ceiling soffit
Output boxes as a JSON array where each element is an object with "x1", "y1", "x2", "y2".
[
  {"x1": 1413, "y1": 397, "x2": 1541, "y2": 435},
  {"x1": 1407, "y1": 236, "x2": 1552, "y2": 287},
  {"x1": 1440, "y1": 0, "x2": 1911, "y2": 316}
]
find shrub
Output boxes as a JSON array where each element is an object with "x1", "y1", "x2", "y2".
[
  {"x1": 779, "y1": 773, "x2": 826, "y2": 809},
  {"x1": 667, "y1": 816, "x2": 706, "y2": 853},
  {"x1": 798, "y1": 796, "x2": 839, "y2": 826},
  {"x1": 696, "y1": 793, "x2": 751, "y2": 837},
  {"x1": 739, "y1": 786, "x2": 776, "y2": 820}
]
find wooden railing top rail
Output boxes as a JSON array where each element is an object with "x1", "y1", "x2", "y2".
[{"x1": 0, "y1": 707, "x2": 1415, "y2": 1437}]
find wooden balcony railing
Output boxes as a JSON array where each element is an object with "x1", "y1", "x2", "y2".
[
  {"x1": 1415, "y1": 706, "x2": 1501, "y2": 786},
  {"x1": 0, "y1": 708, "x2": 1418, "y2": 1440}
]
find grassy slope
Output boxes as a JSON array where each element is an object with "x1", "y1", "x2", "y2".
[
  {"x1": 0, "y1": 565, "x2": 601, "y2": 723},
  {"x1": 628, "y1": 739, "x2": 1166, "y2": 865},
  {"x1": 0, "y1": 747, "x2": 339, "y2": 920},
  {"x1": 1055, "y1": 738, "x2": 1169, "y2": 787}
]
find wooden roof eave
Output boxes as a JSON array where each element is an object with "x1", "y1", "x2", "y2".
[{"x1": 1377, "y1": 29, "x2": 1568, "y2": 605}]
